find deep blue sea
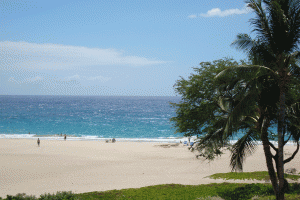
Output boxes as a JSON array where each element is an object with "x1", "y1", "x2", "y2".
[{"x1": 0, "y1": 95, "x2": 185, "y2": 142}]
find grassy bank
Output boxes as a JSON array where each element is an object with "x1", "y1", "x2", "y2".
[
  {"x1": 2, "y1": 183, "x2": 300, "y2": 200},
  {"x1": 2, "y1": 172, "x2": 300, "y2": 200},
  {"x1": 206, "y1": 171, "x2": 300, "y2": 181}
]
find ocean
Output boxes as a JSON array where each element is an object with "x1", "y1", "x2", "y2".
[
  {"x1": 0, "y1": 95, "x2": 184, "y2": 142},
  {"x1": 0, "y1": 95, "x2": 293, "y2": 145}
]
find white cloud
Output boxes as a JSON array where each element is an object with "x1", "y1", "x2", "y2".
[
  {"x1": 188, "y1": 14, "x2": 197, "y2": 19},
  {"x1": 64, "y1": 74, "x2": 80, "y2": 81},
  {"x1": 8, "y1": 76, "x2": 43, "y2": 83},
  {"x1": 87, "y1": 75, "x2": 111, "y2": 82},
  {"x1": 190, "y1": 4, "x2": 252, "y2": 18},
  {"x1": 25, "y1": 76, "x2": 43, "y2": 82},
  {"x1": 0, "y1": 41, "x2": 166, "y2": 71},
  {"x1": 63, "y1": 74, "x2": 111, "y2": 82}
]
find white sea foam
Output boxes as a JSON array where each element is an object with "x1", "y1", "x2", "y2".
[
  {"x1": 0, "y1": 134, "x2": 36, "y2": 139},
  {"x1": 82, "y1": 135, "x2": 99, "y2": 139},
  {"x1": 1, "y1": 133, "x2": 297, "y2": 146},
  {"x1": 0, "y1": 133, "x2": 183, "y2": 143}
]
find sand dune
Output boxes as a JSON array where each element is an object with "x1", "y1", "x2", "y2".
[{"x1": 0, "y1": 139, "x2": 299, "y2": 197}]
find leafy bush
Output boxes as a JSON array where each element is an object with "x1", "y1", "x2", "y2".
[
  {"x1": 287, "y1": 183, "x2": 300, "y2": 195},
  {"x1": 5, "y1": 193, "x2": 36, "y2": 200},
  {"x1": 196, "y1": 196, "x2": 224, "y2": 200},
  {"x1": 4, "y1": 192, "x2": 76, "y2": 200},
  {"x1": 39, "y1": 191, "x2": 76, "y2": 200},
  {"x1": 216, "y1": 184, "x2": 273, "y2": 200}
]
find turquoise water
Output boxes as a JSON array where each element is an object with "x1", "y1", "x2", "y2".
[
  {"x1": 0, "y1": 95, "x2": 184, "y2": 142},
  {"x1": 0, "y1": 95, "x2": 290, "y2": 144}
]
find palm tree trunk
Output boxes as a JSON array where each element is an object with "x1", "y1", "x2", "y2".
[
  {"x1": 260, "y1": 115, "x2": 279, "y2": 197},
  {"x1": 277, "y1": 80, "x2": 286, "y2": 200}
]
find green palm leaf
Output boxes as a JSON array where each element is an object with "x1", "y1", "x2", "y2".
[{"x1": 230, "y1": 129, "x2": 258, "y2": 172}]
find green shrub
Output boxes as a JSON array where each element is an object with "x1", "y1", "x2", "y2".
[
  {"x1": 5, "y1": 193, "x2": 36, "y2": 200},
  {"x1": 39, "y1": 191, "x2": 76, "y2": 200},
  {"x1": 216, "y1": 184, "x2": 273, "y2": 200},
  {"x1": 287, "y1": 183, "x2": 300, "y2": 195},
  {"x1": 4, "y1": 192, "x2": 76, "y2": 200},
  {"x1": 196, "y1": 196, "x2": 224, "y2": 200}
]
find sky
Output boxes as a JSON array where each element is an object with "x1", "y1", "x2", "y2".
[{"x1": 0, "y1": 0, "x2": 256, "y2": 96}]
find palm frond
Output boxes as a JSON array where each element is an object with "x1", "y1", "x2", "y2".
[
  {"x1": 286, "y1": 102, "x2": 300, "y2": 142},
  {"x1": 199, "y1": 119, "x2": 228, "y2": 145},
  {"x1": 287, "y1": 1, "x2": 300, "y2": 51},
  {"x1": 215, "y1": 64, "x2": 277, "y2": 83},
  {"x1": 194, "y1": 120, "x2": 231, "y2": 161},
  {"x1": 230, "y1": 129, "x2": 258, "y2": 171},
  {"x1": 231, "y1": 34, "x2": 255, "y2": 53},
  {"x1": 221, "y1": 88, "x2": 259, "y2": 139},
  {"x1": 249, "y1": 42, "x2": 277, "y2": 66},
  {"x1": 288, "y1": 51, "x2": 300, "y2": 78},
  {"x1": 218, "y1": 96, "x2": 231, "y2": 112},
  {"x1": 247, "y1": 0, "x2": 273, "y2": 45}
]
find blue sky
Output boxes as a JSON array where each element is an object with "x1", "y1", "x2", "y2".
[{"x1": 1, "y1": 0, "x2": 255, "y2": 96}]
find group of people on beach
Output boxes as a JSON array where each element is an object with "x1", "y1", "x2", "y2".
[
  {"x1": 105, "y1": 138, "x2": 116, "y2": 143},
  {"x1": 36, "y1": 134, "x2": 118, "y2": 147},
  {"x1": 36, "y1": 133, "x2": 67, "y2": 147}
]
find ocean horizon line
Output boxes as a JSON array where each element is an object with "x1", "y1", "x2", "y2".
[{"x1": 0, "y1": 94, "x2": 181, "y2": 98}]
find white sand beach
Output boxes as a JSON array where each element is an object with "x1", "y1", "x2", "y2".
[{"x1": 0, "y1": 139, "x2": 299, "y2": 197}]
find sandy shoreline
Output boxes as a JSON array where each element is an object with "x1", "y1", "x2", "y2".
[{"x1": 0, "y1": 139, "x2": 299, "y2": 197}]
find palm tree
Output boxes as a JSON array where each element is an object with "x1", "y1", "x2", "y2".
[
  {"x1": 215, "y1": 62, "x2": 300, "y2": 197},
  {"x1": 228, "y1": 0, "x2": 300, "y2": 199}
]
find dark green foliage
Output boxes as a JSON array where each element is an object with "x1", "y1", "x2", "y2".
[
  {"x1": 287, "y1": 183, "x2": 300, "y2": 194},
  {"x1": 216, "y1": 183, "x2": 300, "y2": 200},
  {"x1": 217, "y1": 184, "x2": 274, "y2": 200},
  {"x1": 3, "y1": 192, "x2": 76, "y2": 200},
  {"x1": 170, "y1": 58, "x2": 247, "y2": 136},
  {"x1": 5, "y1": 193, "x2": 36, "y2": 200},
  {"x1": 39, "y1": 191, "x2": 76, "y2": 200},
  {"x1": 170, "y1": 58, "x2": 255, "y2": 164},
  {"x1": 171, "y1": 58, "x2": 272, "y2": 171}
]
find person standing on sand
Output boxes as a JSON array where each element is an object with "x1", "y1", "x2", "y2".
[
  {"x1": 37, "y1": 138, "x2": 40, "y2": 147},
  {"x1": 64, "y1": 134, "x2": 67, "y2": 141}
]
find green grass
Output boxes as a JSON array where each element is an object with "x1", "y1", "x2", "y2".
[
  {"x1": 77, "y1": 184, "x2": 221, "y2": 200},
  {"x1": 206, "y1": 171, "x2": 300, "y2": 181},
  {"x1": 4, "y1": 183, "x2": 298, "y2": 200},
  {"x1": 2, "y1": 173, "x2": 300, "y2": 200},
  {"x1": 76, "y1": 183, "x2": 300, "y2": 200}
]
